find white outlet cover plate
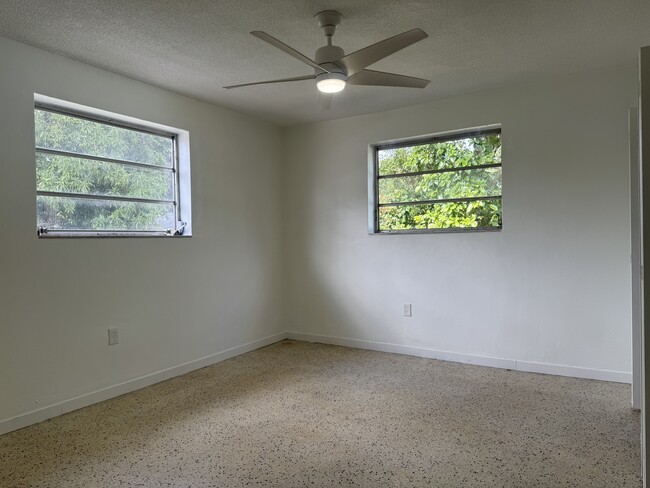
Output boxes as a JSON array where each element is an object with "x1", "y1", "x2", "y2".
[{"x1": 108, "y1": 327, "x2": 119, "y2": 345}]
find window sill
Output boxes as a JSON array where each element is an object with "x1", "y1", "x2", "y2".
[
  {"x1": 37, "y1": 231, "x2": 192, "y2": 239},
  {"x1": 371, "y1": 226, "x2": 502, "y2": 235}
]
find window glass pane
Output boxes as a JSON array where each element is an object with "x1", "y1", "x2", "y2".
[
  {"x1": 378, "y1": 167, "x2": 502, "y2": 204},
  {"x1": 37, "y1": 195, "x2": 175, "y2": 231},
  {"x1": 36, "y1": 153, "x2": 174, "y2": 201},
  {"x1": 34, "y1": 109, "x2": 173, "y2": 168},
  {"x1": 378, "y1": 133, "x2": 501, "y2": 176},
  {"x1": 378, "y1": 199, "x2": 502, "y2": 231}
]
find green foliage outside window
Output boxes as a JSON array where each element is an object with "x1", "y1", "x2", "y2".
[
  {"x1": 35, "y1": 109, "x2": 176, "y2": 232},
  {"x1": 376, "y1": 132, "x2": 502, "y2": 231}
]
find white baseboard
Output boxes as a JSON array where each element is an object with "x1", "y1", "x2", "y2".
[
  {"x1": 2, "y1": 330, "x2": 631, "y2": 435},
  {"x1": 286, "y1": 331, "x2": 631, "y2": 384},
  {"x1": 0, "y1": 332, "x2": 288, "y2": 436}
]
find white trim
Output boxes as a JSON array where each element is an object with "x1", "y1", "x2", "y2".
[
  {"x1": 286, "y1": 332, "x2": 632, "y2": 384},
  {"x1": 1, "y1": 331, "x2": 631, "y2": 435},
  {"x1": 630, "y1": 105, "x2": 642, "y2": 410},
  {"x1": 372, "y1": 123, "x2": 502, "y2": 148},
  {"x1": 0, "y1": 332, "x2": 287, "y2": 435},
  {"x1": 34, "y1": 93, "x2": 182, "y2": 136}
]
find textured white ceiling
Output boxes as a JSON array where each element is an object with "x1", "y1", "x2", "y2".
[{"x1": 1, "y1": 0, "x2": 649, "y2": 125}]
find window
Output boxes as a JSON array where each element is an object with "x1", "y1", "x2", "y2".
[
  {"x1": 34, "y1": 96, "x2": 191, "y2": 237},
  {"x1": 370, "y1": 127, "x2": 502, "y2": 233}
]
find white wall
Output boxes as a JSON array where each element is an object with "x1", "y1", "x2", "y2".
[
  {"x1": 0, "y1": 36, "x2": 284, "y2": 431},
  {"x1": 283, "y1": 67, "x2": 636, "y2": 380},
  {"x1": 0, "y1": 33, "x2": 638, "y2": 433}
]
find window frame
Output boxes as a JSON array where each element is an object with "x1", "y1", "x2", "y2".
[
  {"x1": 34, "y1": 96, "x2": 191, "y2": 238},
  {"x1": 368, "y1": 126, "x2": 503, "y2": 235}
]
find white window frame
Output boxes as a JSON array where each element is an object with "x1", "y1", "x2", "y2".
[
  {"x1": 34, "y1": 94, "x2": 192, "y2": 238},
  {"x1": 368, "y1": 124, "x2": 502, "y2": 234}
]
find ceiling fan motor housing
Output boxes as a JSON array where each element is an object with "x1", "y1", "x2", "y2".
[{"x1": 315, "y1": 45, "x2": 346, "y2": 75}]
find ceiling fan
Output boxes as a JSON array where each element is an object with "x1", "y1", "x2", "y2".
[{"x1": 224, "y1": 10, "x2": 430, "y2": 102}]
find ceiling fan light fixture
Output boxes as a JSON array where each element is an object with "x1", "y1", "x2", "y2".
[{"x1": 316, "y1": 72, "x2": 347, "y2": 93}]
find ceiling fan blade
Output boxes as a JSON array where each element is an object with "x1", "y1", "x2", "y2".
[
  {"x1": 251, "y1": 31, "x2": 328, "y2": 73},
  {"x1": 320, "y1": 93, "x2": 333, "y2": 110},
  {"x1": 347, "y1": 69, "x2": 430, "y2": 88},
  {"x1": 339, "y1": 28, "x2": 428, "y2": 76},
  {"x1": 224, "y1": 75, "x2": 314, "y2": 89}
]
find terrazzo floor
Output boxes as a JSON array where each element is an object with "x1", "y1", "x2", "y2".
[{"x1": 0, "y1": 340, "x2": 641, "y2": 487}]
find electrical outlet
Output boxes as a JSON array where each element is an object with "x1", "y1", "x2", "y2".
[
  {"x1": 403, "y1": 303, "x2": 412, "y2": 317},
  {"x1": 108, "y1": 327, "x2": 119, "y2": 346}
]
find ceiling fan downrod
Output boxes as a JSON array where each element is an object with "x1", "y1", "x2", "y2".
[{"x1": 313, "y1": 11, "x2": 347, "y2": 92}]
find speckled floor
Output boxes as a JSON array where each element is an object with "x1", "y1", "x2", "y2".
[{"x1": 0, "y1": 340, "x2": 641, "y2": 487}]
